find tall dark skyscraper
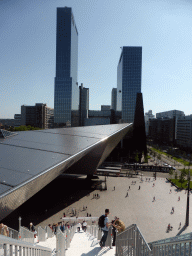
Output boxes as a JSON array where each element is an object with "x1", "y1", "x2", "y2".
[
  {"x1": 117, "y1": 47, "x2": 142, "y2": 123},
  {"x1": 54, "y1": 7, "x2": 79, "y2": 125}
]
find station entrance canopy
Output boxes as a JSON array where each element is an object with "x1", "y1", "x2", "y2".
[{"x1": 0, "y1": 123, "x2": 132, "y2": 221}]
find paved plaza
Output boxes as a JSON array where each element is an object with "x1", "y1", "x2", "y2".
[{"x1": 39, "y1": 175, "x2": 192, "y2": 243}]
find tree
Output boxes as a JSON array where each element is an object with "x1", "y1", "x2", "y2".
[
  {"x1": 179, "y1": 170, "x2": 186, "y2": 188},
  {"x1": 135, "y1": 153, "x2": 139, "y2": 163},
  {"x1": 169, "y1": 169, "x2": 174, "y2": 179},
  {"x1": 157, "y1": 154, "x2": 161, "y2": 165},
  {"x1": 144, "y1": 155, "x2": 148, "y2": 163}
]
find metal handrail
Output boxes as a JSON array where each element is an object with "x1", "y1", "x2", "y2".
[
  {"x1": 116, "y1": 224, "x2": 152, "y2": 256},
  {"x1": 20, "y1": 226, "x2": 34, "y2": 244},
  {"x1": 38, "y1": 226, "x2": 46, "y2": 242},
  {"x1": 0, "y1": 234, "x2": 52, "y2": 256}
]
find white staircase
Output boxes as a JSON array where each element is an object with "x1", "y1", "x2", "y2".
[
  {"x1": 38, "y1": 228, "x2": 116, "y2": 256},
  {"x1": 65, "y1": 230, "x2": 116, "y2": 256}
]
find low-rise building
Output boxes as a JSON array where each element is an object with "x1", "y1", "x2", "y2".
[{"x1": 14, "y1": 114, "x2": 21, "y2": 127}]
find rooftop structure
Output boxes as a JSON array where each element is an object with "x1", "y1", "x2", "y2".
[{"x1": 0, "y1": 123, "x2": 132, "y2": 221}]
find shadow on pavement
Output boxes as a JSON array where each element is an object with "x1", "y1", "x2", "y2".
[
  {"x1": 81, "y1": 246, "x2": 111, "y2": 256},
  {"x1": 176, "y1": 224, "x2": 187, "y2": 236}
]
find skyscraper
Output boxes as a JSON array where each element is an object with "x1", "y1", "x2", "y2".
[
  {"x1": 54, "y1": 7, "x2": 79, "y2": 125},
  {"x1": 117, "y1": 47, "x2": 142, "y2": 123},
  {"x1": 111, "y1": 88, "x2": 117, "y2": 111},
  {"x1": 79, "y1": 83, "x2": 89, "y2": 126}
]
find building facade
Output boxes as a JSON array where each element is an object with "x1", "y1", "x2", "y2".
[
  {"x1": 117, "y1": 47, "x2": 142, "y2": 123},
  {"x1": 176, "y1": 116, "x2": 192, "y2": 149},
  {"x1": 111, "y1": 88, "x2": 117, "y2": 111},
  {"x1": 156, "y1": 110, "x2": 185, "y2": 119},
  {"x1": 149, "y1": 118, "x2": 176, "y2": 144},
  {"x1": 14, "y1": 114, "x2": 21, "y2": 127},
  {"x1": 79, "y1": 83, "x2": 89, "y2": 126},
  {"x1": 21, "y1": 103, "x2": 54, "y2": 129},
  {"x1": 54, "y1": 7, "x2": 79, "y2": 126},
  {"x1": 145, "y1": 110, "x2": 155, "y2": 136}
]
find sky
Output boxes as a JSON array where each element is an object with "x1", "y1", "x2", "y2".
[{"x1": 1, "y1": 0, "x2": 192, "y2": 119}]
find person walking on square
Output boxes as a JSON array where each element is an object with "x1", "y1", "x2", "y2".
[
  {"x1": 126, "y1": 192, "x2": 129, "y2": 197},
  {"x1": 139, "y1": 186, "x2": 140, "y2": 190},
  {"x1": 100, "y1": 209, "x2": 111, "y2": 247}
]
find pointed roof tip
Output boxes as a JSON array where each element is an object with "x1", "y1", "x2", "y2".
[{"x1": 0, "y1": 129, "x2": 17, "y2": 139}]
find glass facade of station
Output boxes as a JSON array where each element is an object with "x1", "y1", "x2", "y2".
[
  {"x1": 54, "y1": 7, "x2": 79, "y2": 124},
  {"x1": 117, "y1": 47, "x2": 142, "y2": 123}
]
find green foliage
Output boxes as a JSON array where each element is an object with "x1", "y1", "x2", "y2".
[
  {"x1": 169, "y1": 169, "x2": 173, "y2": 178},
  {"x1": 135, "y1": 153, "x2": 139, "y2": 163},
  {"x1": 175, "y1": 172, "x2": 178, "y2": 180},
  {"x1": 14, "y1": 125, "x2": 41, "y2": 131},
  {"x1": 170, "y1": 179, "x2": 192, "y2": 189},
  {"x1": 151, "y1": 147, "x2": 191, "y2": 166}
]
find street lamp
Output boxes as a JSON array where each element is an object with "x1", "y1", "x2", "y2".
[{"x1": 185, "y1": 156, "x2": 191, "y2": 227}]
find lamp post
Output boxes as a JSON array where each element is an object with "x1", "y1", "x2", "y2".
[{"x1": 185, "y1": 156, "x2": 191, "y2": 227}]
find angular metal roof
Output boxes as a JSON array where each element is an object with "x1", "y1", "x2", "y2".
[{"x1": 0, "y1": 123, "x2": 132, "y2": 220}]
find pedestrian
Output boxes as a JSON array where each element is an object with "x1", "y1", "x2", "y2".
[
  {"x1": 178, "y1": 196, "x2": 180, "y2": 201},
  {"x1": 179, "y1": 222, "x2": 181, "y2": 229},
  {"x1": 97, "y1": 193, "x2": 99, "y2": 199},
  {"x1": 82, "y1": 221, "x2": 87, "y2": 232},
  {"x1": 114, "y1": 186, "x2": 115, "y2": 191},
  {"x1": 87, "y1": 213, "x2": 89, "y2": 217},
  {"x1": 138, "y1": 186, "x2": 140, "y2": 190},
  {"x1": 125, "y1": 192, "x2": 129, "y2": 197},
  {"x1": 99, "y1": 209, "x2": 111, "y2": 247},
  {"x1": 172, "y1": 207, "x2": 174, "y2": 214},
  {"x1": 170, "y1": 189, "x2": 172, "y2": 194},
  {"x1": 129, "y1": 186, "x2": 130, "y2": 190},
  {"x1": 153, "y1": 196, "x2": 155, "y2": 202}
]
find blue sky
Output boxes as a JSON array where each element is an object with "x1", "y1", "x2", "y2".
[{"x1": 1, "y1": 0, "x2": 192, "y2": 118}]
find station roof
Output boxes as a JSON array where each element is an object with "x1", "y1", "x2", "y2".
[{"x1": 0, "y1": 124, "x2": 130, "y2": 197}]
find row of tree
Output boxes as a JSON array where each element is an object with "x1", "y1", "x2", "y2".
[{"x1": 9, "y1": 125, "x2": 41, "y2": 131}]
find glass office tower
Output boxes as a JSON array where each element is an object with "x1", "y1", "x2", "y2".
[
  {"x1": 54, "y1": 7, "x2": 79, "y2": 125},
  {"x1": 117, "y1": 47, "x2": 142, "y2": 123}
]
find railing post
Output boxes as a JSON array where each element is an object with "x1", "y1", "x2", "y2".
[
  {"x1": 18, "y1": 217, "x2": 22, "y2": 240},
  {"x1": 3, "y1": 244, "x2": 7, "y2": 256},
  {"x1": 15, "y1": 245, "x2": 18, "y2": 256}
]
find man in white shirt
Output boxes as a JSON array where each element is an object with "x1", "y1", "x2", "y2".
[{"x1": 100, "y1": 209, "x2": 110, "y2": 247}]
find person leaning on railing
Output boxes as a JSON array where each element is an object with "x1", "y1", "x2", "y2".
[
  {"x1": 112, "y1": 219, "x2": 125, "y2": 233},
  {"x1": 0, "y1": 223, "x2": 9, "y2": 236}
]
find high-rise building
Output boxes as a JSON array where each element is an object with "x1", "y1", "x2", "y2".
[
  {"x1": 117, "y1": 47, "x2": 142, "y2": 123},
  {"x1": 111, "y1": 88, "x2": 117, "y2": 111},
  {"x1": 21, "y1": 103, "x2": 54, "y2": 129},
  {"x1": 79, "y1": 83, "x2": 89, "y2": 126},
  {"x1": 145, "y1": 110, "x2": 155, "y2": 135},
  {"x1": 54, "y1": 7, "x2": 79, "y2": 126}
]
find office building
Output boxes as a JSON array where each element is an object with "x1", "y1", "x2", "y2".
[
  {"x1": 176, "y1": 115, "x2": 192, "y2": 149},
  {"x1": 79, "y1": 83, "x2": 89, "y2": 126},
  {"x1": 117, "y1": 46, "x2": 142, "y2": 123},
  {"x1": 0, "y1": 119, "x2": 15, "y2": 128},
  {"x1": 54, "y1": 7, "x2": 79, "y2": 126},
  {"x1": 111, "y1": 88, "x2": 117, "y2": 111},
  {"x1": 149, "y1": 118, "x2": 175, "y2": 144},
  {"x1": 21, "y1": 103, "x2": 54, "y2": 129},
  {"x1": 145, "y1": 110, "x2": 155, "y2": 136},
  {"x1": 14, "y1": 114, "x2": 21, "y2": 127},
  {"x1": 156, "y1": 110, "x2": 184, "y2": 119}
]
